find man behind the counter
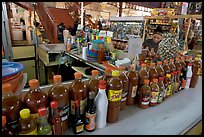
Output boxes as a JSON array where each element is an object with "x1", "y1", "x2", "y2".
[{"x1": 142, "y1": 26, "x2": 163, "y2": 53}]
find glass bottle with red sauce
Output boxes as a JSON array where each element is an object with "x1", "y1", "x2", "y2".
[
  {"x1": 24, "y1": 79, "x2": 48, "y2": 121},
  {"x1": 169, "y1": 59, "x2": 176, "y2": 73},
  {"x1": 189, "y1": 57, "x2": 201, "y2": 88},
  {"x1": 48, "y1": 75, "x2": 69, "y2": 131},
  {"x1": 138, "y1": 79, "x2": 151, "y2": 109},
  {"x1": 102, "y1": 67, "x2": 112, "y2": 82},
  {"x1": 2, "y1": 116, "x2": 16, "y2": 135},
  {"x1": 88, "y1": 70, "x2": 99, "y2": 95},
  {"x1": 106, "y1": 70, "x2": 123, "y2": 123},
  {"x1": 50, "y1": 101, "x2": 63, "y2": 135},
  {"x1": 126, "y1": 65, "x2": 138, "y2": 106},
  {"x1": 2, "y1": 83, "x2": 23, "y2": 131},
  {"x1": 70, "y1": 72, "x2": 88, "y2": 122},
  {"x1": 119, "y1": 66, "x2": 129, "y2": 110},
  {"x1": 98, "y1": 44, "x2": 105, "y2": 64},
  {"x1": 149, "y1": 78, "x2": 160, "y2": 107},
  {"x1": 148, "y1": 63, "x2": 158, "y2": 85},
  {"x1": 156, "y1": 61, "x2": 165, "y2": 78}
]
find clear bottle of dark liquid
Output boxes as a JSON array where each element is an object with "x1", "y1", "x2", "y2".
[
  {"x1": 85, "y1": 92, "x2": 96, "y2": 132},
  {"x1": 73, "y1": 100, "x2": 84, "y2": 134},
  {"x1": 2, "y1": 83, "x2": 23, "y2": 132},
  {"x1": 2, "y1": 116, "x2": 16, "y2": 135}
]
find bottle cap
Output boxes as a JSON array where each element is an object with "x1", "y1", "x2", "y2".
[
  {"x1": 166, "y1": 74, "x2": 171, "y2": 78},
  {"x1": 74, "y1": 72, "x2": 82, "y2": 79},
  {"x1": 171, "y1": 72, "x2": 175, "y2": 76},
  {"x1": 157, "y1": 61, "x2": 162, "y2": 65},
  {"x1": 144, "y1": 79, "x2": 150, "y2": 84},
  {"x1": 20, "y1": 109, "x2": 30, "y2": 119},
  {"x1": 105, "y1": 67, "x2": 111, "y2": 73},
  {"x1": 92, "y1": 70, "x2": 99, "y2": 75},
  {"x1": 170, "y1": 59, "x2": 174, "y2": 62},
  {"x1": 164, "y1": 60, "x2": 168, "y2": 64},
  {"x1": 159, "y1": 77, "x2": 164, "y2": 81},
  {"x1": 153, "y1": 78, "x2": 158, "y2": 83},
  {"x1": 119, "y1": 66, "x2": 126, "y2": 71},
  {"x1": 150, "y1": 63, "x2": 155, "y2": 67},
  {"x1": 29, "y1": 79, "x2": 39, "y2": 88},
  {"x1": 50, "y1": 101, "x2": 59, "y2": 109},
  {"x1": 2, "y1": 116, "x2": 6, "y2": 126},
  {"x1": 38, "y1": 107, "x2": 47, "y2": 116},
  {"x1": 2, "y1": 83, "x2": 12, "y2": 93},
  {"x1": 112, "y1": 70, "x2": 119, "y2": 77},
  {"x1": 195, "y1": 58, "x2": 200, "y2": 61},
  {"x1": 53, "y1": 75, "x2": 62, "y2": 83},
  {"x1": 99, "y1": 80, "x2": 106, "y2": 89},
  {"x1": 141, "y1": 64, "x2": 146, "y2": 67}
]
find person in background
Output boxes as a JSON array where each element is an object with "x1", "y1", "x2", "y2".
[
  {"x1": 142, "y1": 26, "x2": 163, "y2": 53},
  {"x1": 33, "y1": 22, "x2": 43, "y2": 44},
  {"x1": 187, "y1": 30, "x2": 197, "y2": 50},
  {"x1": 20, "y1": 17, "x2": 26, "y2": 40},
  {"x1": 71, "y1": 20, "x2": 78, "y2": 37},
  {"x1": 57, "y1": 22, "x2": 65, "y2": 43}
]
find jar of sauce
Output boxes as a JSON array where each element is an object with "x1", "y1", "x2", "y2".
[
  {"x1": 138, "y1": 79, "x2": 151, "y2": 109},
  {"x1": 48, "y1": 75, "x2": 69, "y2": 131},
  {"x1": 119, "y1": 66, "x2": 129, "y2": 110},
  {"x1": 24, "y1": 79, "x2": 48, "y2": 121},
  {"x1": 149, "y1": 78, "x2": 160, "y2": 107},
  {"x1": 126, "y1": 65, "x2": 138, "y2": 106},
  {"x1": 106, "y1": 70, "x2": 123, "y2": 123}
]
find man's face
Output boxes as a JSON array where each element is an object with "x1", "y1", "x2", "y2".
[{"x1": 152, "y1": 33, "x2": 162, "y2": 44}]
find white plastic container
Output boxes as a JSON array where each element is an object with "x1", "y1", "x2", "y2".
[
  {"x1": 94, "y1": 80, "x2": 108, "y2": 129},
  {"x1": 185, "y1": 64, "x2": 193, "y2": 89}
]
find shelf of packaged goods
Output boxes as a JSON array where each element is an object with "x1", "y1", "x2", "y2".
[{"x1": 149, "y1": 23, "x2": 172, "y2": 26}]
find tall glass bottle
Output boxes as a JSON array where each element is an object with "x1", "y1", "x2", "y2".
[
  {"x1": 38, "y1": 107, "x2": 52, "y2": 135},
  {"x1": 48, "y1": 75, "x2": 69, "y2": 131},
  {"x1": 2, "y1": 83, "x2": 23, "y2": 132},
  {"x1": 149, "y1": 78, "x2": 160, "y2": 107},
  {"x1": 85, "y1": 92, "x2": 96, "y2": 132},
  {"x1": 119, "y1": 66, "x2": 129, "y2": 110},
  {"x1": 88, "y1": 70, "x2": 99, "y2": 95}
]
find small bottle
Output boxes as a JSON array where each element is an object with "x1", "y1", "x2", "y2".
[
  {"x1": 166, "y1": 74, "x2": 172, "y2": 98},
  {"x1": 38, "y1": 107, "x2": 52, "y2": 135},
  {"x1": 158, "y1": 77, "x2": 165, "y2": 103},
  {"x1": 98, "y1": 44, "x2": 105, "y2": 64},
  {"x1": 88, "y1": 70, "x2": 99, "y2": 95},
  {"x1": 73, "y1": 100, "x2": 84, "y2": 134},
  {"x1": 150, "y1": 78, "x2": 160, "y2": 107},
  {"x1": 2, "y1": 116, "x2": 16, "y2": 135},
  {"x1": 50, "y1": 101, "x2": 63, "y2": 135},
  {"x1": 85, "y1": 92, "x2": 96, "y2": 132},
  {"x1": 95, "y1": 80, "x2": 108, "y2": 129},
  {"x1": 156, "y1": 61, "x2": 165, "y2": 79},
  {"x1": 149, "y1": 63, "x2": 158, "y2": 85},
  {"x1": 102, "y1": 67, "x2": 112, "y2": 82},
  {"x1": 138, "y1": 79, "x2": 151, "y2": 109},
  {"x1": 185, "y1": 63, "x2": 193, "y2": 89},
  {"x1": 19, "y1": 109, "x2": 37, "y2": 135}
]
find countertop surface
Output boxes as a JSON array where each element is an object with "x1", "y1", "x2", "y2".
[{"x1": 64, "y1": 78, "x2": 202, "y2": 135}]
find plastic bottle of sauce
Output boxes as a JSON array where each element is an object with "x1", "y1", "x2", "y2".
[
  {"x1": 2, "y1": 83, "x2": 23, "y2": 132},
  {"x1": 106, "y1": 70, "x2": 123, "y2": 123},
  {"x1": 102, "y1": 67, "x2": 112, "y2": 82},
  {"x1": 175, "y1": 71, "x2": 181, "y2": 93},
  {"x1": 2, "y1": 116, "x2": 16, "y2": 135},
  {"x1": 138, "y1": 79, "x2": 151, "y2": 109},
  {"x1": 180, "y1": 57, "x2": 187, "y2": 89},
  {"x1": 24, "y1": 79, "x2": 48, "y2": 121},
  {"x1": 185, "y1": 63, "x2": 193, "y2": 89},
  {"x1": 171, "y1": 72, "x2": 176, "y2": 94},
  {"x1": 48, "y1": 75, "x2": 69, "y2": 131},
  {"x1": 98, "y1": 44, "x2": 105, "y2": 64},
  {"x1": 119, "y1": 66, "x2": 129, "y2": 110},
  {"x1": 163, "y1": 60, "x2": 171, "y2": 76},
  {"x1": 158, "y1": 77, "x2": 165, "y2": 103},
  {"x1": 148, "y1": 63, "x2": 158, "y2": 85},
  {"x1": 175, "y1": 57, "x2": 182, "y2": 72},
  {"x1": 50, "y1": 101, "x2": 63, "y2": 135},
  {"x1": 148, "y1": 48, "x2": 156, "y2": 60},
  {"x1": 37, "y1": 107, "x2": 52, "y2": 135},
  {"x1": 88, "y1": 70, "x2": 99, "y2": 95},
  {"x1": 73, "y1": 100, "x2": 84, "y2": 134},
  {"x1": 189, "y1": 57, "x2": 201, "y2": 88},
  {"x1": 19, "y1": 109, "x2": 37, "y2": 135},
  {"x1": 95, "y1": 80, "x2": 108, "y2": 129},
  {"x1": 85, "y1": 92, "x2": 96, "y2": 132},
  {"x1": 149, "y1": 78, "x2": 160, "y2": 107},
  {"x1": 70, "y1": 72, "x2": 88, "y2": 121},
  {"x1": 169, "y1": 59, "x2": 176, "y2": 73},
  {"x1": 138, "y1": 64, "x2": 149, "y2": 87},
  {"x1": 165, "y1": 74, "x2": 172, "y2": 98},
  {"x1": 126, "y1": 65, "x2": 138, "y2": 106},
  {"x1": 156, "y1": 61, "x2": 165, "y2": 78}
]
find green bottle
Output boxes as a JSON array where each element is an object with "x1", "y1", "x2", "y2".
[{"x1": 38, "y1": 107, "x2": 52, "y2": 135}]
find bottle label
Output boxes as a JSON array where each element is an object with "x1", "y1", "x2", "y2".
[
  {"x1": 141, "y1": 93, "x2": 150, "y2": 105},
  {"x1": 197, "y1": 68, "x2": 201, "y2": 75},
  {"x1": 71, "y1": 99, "x2": 87, "y2": 115},
  {"x1": 31, "y1": 107, "x2": 49, "y2": 124},
  {"x1": 158, "y1": 91, "x2": 164, "y2": 103},
  {"x1": 121, "y1": 92, "x2": 128, "y2": 102},
  {"x1": 58, "y1": 105, "x2": 69, "y2": 122},
  {"x1": 163, "y1": 88, "x2": 167, "y2": 98},
  {"x1": 175, "y1": 82, "x2": 179, "y2": 92},
  {"x1": 171, "y1": 83, "x2": 175, "y2": 94},
  {"x1": 131, "y1": 86, "x2": 138, "y2": 98},
  {"x1": 19, "y1": 127, "x2": 37, "y2": 135},
  {"x1": 108, "y1": 89, "x2": 122, "y2": 102},
  {"x1": 85, "y1": 112, "x2": 96, "y2": 131},
  {"x1": 150, "y1": 92, "x2": 159, "y2": 103},
  {"x1": 76, "y1": 125, "x2": 84, "y2": 133},
  {"x1": 121, "y1": 97, "x2": 127, "y2": 102},
  {"x1": 166, "y1": 85, "x2": 171, "y2": 96}
]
